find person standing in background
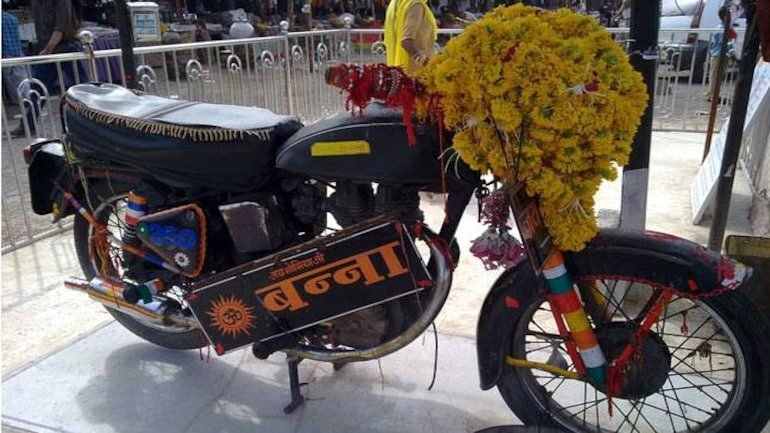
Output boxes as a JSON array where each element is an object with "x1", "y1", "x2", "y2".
[
  {"x1": 613, "y1": 0, "x2": 631, "y2": 26},
  {"x1": 10, "y1": 0, "x2": 88, "y2": 137},
  {"x1": 2, "y1": 11, "x2": 23, "y2": 59},
  {"x1": 2, "y1": 10, "x2": 26, "y2": 104},
  {"x1": 384, "y1": 0, "x2": 438, "y2": 75},
  {"x1": 706, "y1": 6, "x2": 737, "y2": 102}
]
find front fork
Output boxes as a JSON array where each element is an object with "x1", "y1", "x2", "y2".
[
  {"x1": 541, "y1": 250, "x2": 607, "y2": 385},
  {"x1": 512, "y1": 249, "x2": 673, "y2": 398}
]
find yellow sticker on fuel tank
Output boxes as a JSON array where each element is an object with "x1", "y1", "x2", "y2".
[{"x1": 311, "y1": 140, "x2": 371, "y2": 156}]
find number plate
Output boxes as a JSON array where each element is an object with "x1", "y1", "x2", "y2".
[
  {"x1": 186, "y1": 217, "x2": 430, "y2": 355},
  {"x1": 508, "y1": 183, "x2": 555, "y2": 274}
]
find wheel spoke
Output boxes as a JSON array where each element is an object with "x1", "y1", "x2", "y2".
[
  {"x1": 610, "y1": 397, "x2": 643, "y2": 433},
  {"x1": 643, "y1": 391, "x2": 715, "y2": 424},
  {"x1": 594, "y1": 387, "x2": 600, "y2": 432},
  {"x1": 657, "y1": 330, "x2": 730, "y2": 344},
  {"x1": 508, "y1": 277, "x2": 744, "y2": 433},
  {"x1": 659, "y1": 387, "x2": 719, "y2": 419},
  {"x1": 670, "y1": 328, "x2": 722, "y2": 371},
  {"x1": 631, "y1": 289, "x2": 664, "y2": 324},
  {"x1": 525, "y1": 342, "x2": 558, "y2": 354},
  {"x1": 658, "y1": 303, "x2": 699, "y2": 322},
  {"x1": 530, "y1": 315, "x2": 555, "y2": 336},
  {"x1": 629, "y1": 397, "x2": 659, "y2": 433},
  {"x1": 664, "y1": 361, "x2": 729, "y2": 410},
  {"x1": 672, "y1": 366, "x2": 736, "y2": 376},
  {"x1": 660, "y1": 377, "x2": 680, "y2": 432},
  {"x1": 549, "y1": 375, "x2": 569, "y2": 395},
  {"x1": 666, "y1": 359, "x2": 735, "y2": 396},
  {"x1": 527, "y1": 331, "x2": 567, "y2": 340},
  {"x1": 597, "y1": 279, "x2": 633, "y2": 322},
  {"x1": 559, "y1": 395, "x2": 606, "y2": 412}
]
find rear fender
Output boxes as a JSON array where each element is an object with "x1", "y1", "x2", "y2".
[
  {"x1": 27, "y1": 139, "x2": 72, "y2": 217},
  {"x1": 28, "y1": 139, "x2": 142, "y2": 220},
  {"x1": 476, "y1": 228, "x2": 752, "y2": 390}
]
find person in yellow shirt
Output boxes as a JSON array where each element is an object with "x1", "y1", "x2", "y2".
[{"x1": 384, "y1": 0, "x2": 438, "y2": 74}]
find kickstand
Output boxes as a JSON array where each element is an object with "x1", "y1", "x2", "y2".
[{"x1": 284, "y1": 356, "x2": 305, "y2": 414}]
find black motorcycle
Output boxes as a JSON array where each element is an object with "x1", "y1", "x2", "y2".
[{"x1": 26, "y1": 82, "x2": 770, "y2": 432}]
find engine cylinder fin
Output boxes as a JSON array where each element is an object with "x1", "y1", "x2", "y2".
[{"x1": 327, "y1": 181, "x2": 374, "y2": 227}]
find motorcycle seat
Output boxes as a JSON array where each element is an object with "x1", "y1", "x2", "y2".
[{"x1": 63, "y1": 83, "x2": 303, "y2": 191}]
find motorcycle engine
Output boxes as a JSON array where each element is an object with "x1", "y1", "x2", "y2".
[
  {"x1": 218, "y1": 196, "x2": 288, "y2": 257},
  {"x1": 322, "y1": 180, "x2": 424, "y2": 349},
  {"x1": 327, "y1": 181, "x2": 423, "y2": 227}
]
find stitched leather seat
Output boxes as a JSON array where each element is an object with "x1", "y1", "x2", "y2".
[{"x1": 63, "y1": 83, "x2": 302, "y2": 192}]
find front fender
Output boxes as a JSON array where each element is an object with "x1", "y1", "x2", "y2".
[
  {"x1": 476, "y1": 228, "x2": 752, "y2": 390},
  {"x1": 476, "y1": 260, "x2": 540, "y2": 390}
]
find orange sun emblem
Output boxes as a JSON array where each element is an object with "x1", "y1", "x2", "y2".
[{"x1": 206, "y1": 295, "x2": 256, "y2": 339}]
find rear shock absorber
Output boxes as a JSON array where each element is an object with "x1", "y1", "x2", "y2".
[{"x1": 122, "y1": 191, "x2": 149, "y2": 264}]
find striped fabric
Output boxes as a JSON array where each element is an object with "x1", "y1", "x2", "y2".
[
  {"x1": 2, "y1": 12, "x2": 23, "y2": 58},
  {"x1": 543, "y1": 251, "x2": 607, "y2": 384}
]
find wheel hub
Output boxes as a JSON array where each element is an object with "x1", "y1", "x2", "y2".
[{"x1": 596, "y1": 322, "x2": 671, "y2": 400}]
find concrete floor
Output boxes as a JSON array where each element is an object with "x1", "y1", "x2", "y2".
[{"x1": 1, "y1": 131, "x2": 766, "y2": 432}]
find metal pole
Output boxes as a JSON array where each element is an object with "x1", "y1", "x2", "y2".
[
  {"x1": 619, "y1": 0, "x2": 660, "y2": 230},
  {"x1": 114, "y1": 0, "x2": 138, "y2": 89},
  {"x1": 345, "y1": 15, "x2": 353, "y2": 63},
  {"x1": 707, "y1": 4, "x2": 760, "y2": 252},
  {"x1": 288, "y1": 0, "x2": 295, "y2": 29},
  {"x1": 281, "y1": 20, "x2": 295, "y2": 115}
]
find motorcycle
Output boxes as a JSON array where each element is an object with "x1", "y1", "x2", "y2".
[{"x1": 24, "y1": 73, "x2": 770, "y2": 431}]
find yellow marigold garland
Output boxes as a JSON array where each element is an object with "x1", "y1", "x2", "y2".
[{"x1": 417, "y1": 5, "x2": 648, "y2": 251}]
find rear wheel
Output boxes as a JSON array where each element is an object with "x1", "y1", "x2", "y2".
[
  {"x1": 73, "y1": 181, "x2": 206, "y2": 350},
  {"x1": 497, "y1": 272, "x2": 770, "y2": 432}
]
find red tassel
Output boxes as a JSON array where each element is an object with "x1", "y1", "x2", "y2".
[{"x1": 326, "y1": 63, "x2": 422, "y2": 145}]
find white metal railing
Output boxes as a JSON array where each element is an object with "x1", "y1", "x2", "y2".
[{"x1": 0, "y1": 25, "x2": 749, "y2": 251}]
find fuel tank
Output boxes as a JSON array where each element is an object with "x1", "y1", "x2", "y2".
[{"x1": 275, "y1": 103, "x2": 444, "y2": 185}]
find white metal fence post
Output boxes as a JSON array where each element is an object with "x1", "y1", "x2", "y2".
[{"x1": 281, "y1": 21, "x2": 295, "y2": 115}]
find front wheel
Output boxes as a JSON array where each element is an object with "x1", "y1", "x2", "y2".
[{"x1": 497, "y1": 272, "x2": 770, "y2": 432}]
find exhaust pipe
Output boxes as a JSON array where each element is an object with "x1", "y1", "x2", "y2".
[{"x1": 65, "y1": 276, "x2": 200, "y2": 329}]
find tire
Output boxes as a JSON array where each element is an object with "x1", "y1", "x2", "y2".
[
  {"x1": 73, "y1": 180, "x2": 206, "y2": 350},
  {"x1": 496, "y1": 259, "x2": 770, "y2": 432}
]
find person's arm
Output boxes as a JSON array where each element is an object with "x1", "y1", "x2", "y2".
[
  {"x1": 41, "y1": 0, "x2": 77, "y2": 55},
  {"x1": 40, "y1": 31, "x2": 64, "y2": 55},
  {"x1": 401, "y1": 3, "x2": 429, "y2": 66},
  {"x1": 613, "y1": 0, "x2": 630, "y2": 19}
]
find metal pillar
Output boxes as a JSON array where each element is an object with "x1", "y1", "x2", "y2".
[
  {"x1": 707, "y1": 3, "x2": 760, "y2": 252},
  {"x1": 114, "y1": 0, "x2": 138, "y2": 90},
  {"x1": 619, "y1": 0, "x2": 660, "y2": 230}
]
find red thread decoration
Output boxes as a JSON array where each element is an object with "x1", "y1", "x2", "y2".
[
  {"x1": 502, "y1": 43, "x2": 520, "y2": 62},
  {"x1": 687, "y1": 279, "x2": 699, "y2": 292},
  {"x1": 584, "y1": 80, "x2": 599, "y2": 92},
  {"x1": 717, "y1": 258, "x2": 736, "y2": 281},
  {"x1": 584, "y1": 70, "x2": 600, "y2": 92},
  {"x1": 326, "y1": 63, "x2": 422, "y2": 145}
]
